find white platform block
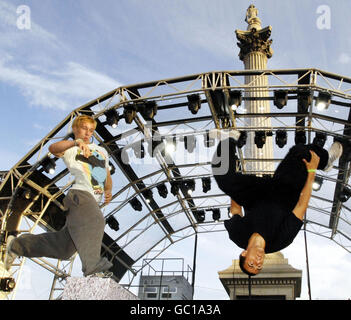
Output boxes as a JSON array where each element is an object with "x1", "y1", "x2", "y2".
[{"x1": 62, "y1": 276, "x2": 139, "y2": 300}]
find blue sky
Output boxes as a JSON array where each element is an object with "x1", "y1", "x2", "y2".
[{"x1": 1, "y1": 0, "x2": 351, "y2": 300}]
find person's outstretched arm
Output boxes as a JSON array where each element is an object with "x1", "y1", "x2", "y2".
[{"x1": 292, "y1": 151, "x2": 320, "y2": 221}]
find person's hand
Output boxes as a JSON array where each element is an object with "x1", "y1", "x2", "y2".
[
  {"x1": 75, "y1": 139, "x2": 91, "y2": 158},
  {"x1": 303, "y1": 150, "x2": 320, "y2": 172},
  {"x1": 104, "y1": 190, "x2": 112, "y2": 204}
]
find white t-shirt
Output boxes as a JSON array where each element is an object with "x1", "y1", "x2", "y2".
[{"x1": 62, "y1": 143, "x2": 109, "y2": 202}]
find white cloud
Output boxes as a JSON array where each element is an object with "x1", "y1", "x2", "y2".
[
  {"x1": 0, "y1": 56, "x2": 120, "y2": 110},
  {"x1": 0, "y1": 0, "x2": 62, "y2": 49},
  {"x1": 0, "y1": 0, "x2": 121, "y2": 110}
]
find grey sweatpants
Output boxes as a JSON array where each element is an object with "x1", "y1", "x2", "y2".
[{"x1": 11, "y1": 189, "x2": 112, "y2": 276}]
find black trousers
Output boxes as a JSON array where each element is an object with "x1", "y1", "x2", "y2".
[{"x1": 212, "y1": 138, "x2": 329, "y2": 211}]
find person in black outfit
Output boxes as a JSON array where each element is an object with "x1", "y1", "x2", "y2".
[{"x1": 210, "y1": 130, "x2": 343, "y2": 276}]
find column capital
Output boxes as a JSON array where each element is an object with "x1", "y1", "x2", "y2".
[{"x1": 235, "y1": 26, "x2": 274, "y2": 61}]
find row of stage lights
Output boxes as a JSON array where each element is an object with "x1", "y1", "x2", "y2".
[
  {"x1": 103, "y1": 89, "x2": 333, "y2": 130},
  {"x1": 128, "y1": 176, "x2": 211, "y2": 210},
  {"x1": 105, "y1": 206, "x2": 222, "y2": 233},
  {"x1": 110, "y1": 130, "x2": 331, "y2": 164}
]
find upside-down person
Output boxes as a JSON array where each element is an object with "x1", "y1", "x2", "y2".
[{"x1": 210, "y1": 129, "x2": 343, "y2": 276}]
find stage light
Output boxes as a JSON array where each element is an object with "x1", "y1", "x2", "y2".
[
  {"x1": 274, "y1": 90, "x2": 288, "y2": 109},
  {"x1": 184, "y1": 179, "x2": 195, "y2": 195},
  {"x1": 142, "y1": 189, "x2": 153, "y2": 203},
  {"x1": 212, "y1": 208, "x2": 221, "y2": 221},
  {"x1": 157, "y1": 183, "x2": 168, "y2": 198},
  {"x1": 108, "y1": 162, "x2": 116, "y2": 175},
  {"x1": 184, "y1": 135, "x2": 196, "y2": 153},
  {"x1": 129, "y1": 197, "x2": 142, "y2": 211},
  {"x1": 297, "y1": 90, "x2": 312, "y2": 113},
  {"x1": 0, "y1": 277, "x2": 16, "y2": 292},
  {"x1": 148, "y1": 139, "x2": 164, "y2": 158},
  {"x1": 187, "y1": 94, "x2": 201, "y2": 114},
  {"x1": 133, "y1": 142, "x2": 145, "y2": 159},
  {"x1": 123, "y1": 104, "x2": 137, "y2": 124},
  {"x1": 202, "y1": 177, "x2": 211, "y2": 193},
  {"x1": 315, "y1": 92, "x2": 331, "y2": 111},
  {"x1": 254, "y1": 131, "x2": 266, "y2": 148},
  {"x1": 295, "y1": 130, "x2": 306, "y2": 145},
  {"x1": 165, "y1": 135, "x2": 176, "y2": 154},
  {"x1": 105, "y1": 109, "x2": 119, "y2": 128},
  {"x1": 313, "y1": 132, "x2": 327, "y2": 148},
  {"x1": 228, "y1": 90, "x2": 242, "y2": 111},
  {"x1": 138, "y1": 101, "x2": 158, "y2": 120},
  {"x1": 43, "y1": 157, "x2": 56, "y2": 175},
  {"x1": 339, "y1": 187, "x2": 351, "y2": 203},
  {"x1": 106, "y1": 216, "x2": 119, "y2": 231},
  {"x1": 18, "y1": 187, "x2": 32, "y2": 200},
  {"x1": 194, "y1": 210, "x2": 205, "y2": 223},
  {"x1": 275, "y1": 130, "x2": 287, "y2": 148},
  {"x1": 237, "y1": 131, "x2": 247, "y2": 148},
  {"x1": 170, "y1": 181, "x2": 180, "y2": 196},
  {"x1": 204, "y1": 130, "x2": 215, "y2": 148},
  {"x1": 312, "y1": 176, "x2": 323, "y2": 191}
]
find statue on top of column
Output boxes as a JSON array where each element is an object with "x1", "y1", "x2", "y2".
[
  {"x1": 245, "y1": 4, "x2": 262, "y2": 31},
  {"x1": 235, "y1": 5, "x2": 273, "y2": 61}
]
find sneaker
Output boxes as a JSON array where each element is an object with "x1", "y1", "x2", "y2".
[
  {"x1": 324, "y1": 141, "x2": 343, "y2": 172},
  {"x1": 87, "y1": 271, "x2": 113, "y2": 278},
  {"x1": 4, "y1": 235, "x2": 18, "y2": 271}
]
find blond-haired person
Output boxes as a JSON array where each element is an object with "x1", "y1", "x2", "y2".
[{"x1": 5, "y1": 115, "x2": 113, "y2": 277}]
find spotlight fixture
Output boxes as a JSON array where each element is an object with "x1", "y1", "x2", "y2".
[
  {"x1": 339, "y1": 187, "x2": 351, "y2": 203},
  {"x1": 165, "y1": 135, "x2": 176, "y2": 154},
  {"x1": 194, "y1": 210, "x2": 205, "y2": 223},
  {"x1": 204, "y1": 130, "x2": 215, "y2": 148},
  {"x1": 138, "y1": 101, "x2": 158, "y2": 120},
  {"x1": 133, "y1": 142, "x2": 145, "y2": 159},
  {"x1": 187, "y1": 94, "x2": 201, "y2": 114},
  {"x1": 43, "y1": 157, "x2": 56, "y2": 175},
  {"x1": 312, "y1": 176, "x2": 323, "y2": 191},
  {"x1": 295, "y1": 130, "x2": 306, "y2": 145},
  {"x1": 212, "y1": 208, "x2": 221, "y2": 222},
  {"x1": 170, "y1": 181, "x2": 180, "y2": 196},
  {"x1": 108, "y1": 162, "x2": 116, "y2": 175},
  {"x1": 106, "y1": 216, "x2": 119, "y2": 231},
  {"x1": 118, "y1": 148, "x2": 129, "y2": 164},
  {"x1": 147, "y1": 139, "x2": 164, "y2": 158},
  {"x1": 315, "y1": 92, "x2": 331, "y2": 111},
  {"x1": 129, "y1": 197, "x2": 142, "y2": 211},
  {"x1": 275, "y1": 130, "x2": 287, "y2": 148},
  {"x1": 184, "y1": 135, "x2": 196, "y2": 153},
  {"x1": 18, "y1": 187, "x2": 33, "y2": 200},
  {"x1": 123, "y1": 104, "x2": 137, "y2": 124},
  {"x1": 254, "y1": 131, "x2": 266, "y2": 148},
  {"x1": 273, "y1": 90, "x2": 288, "y2": 109},
  {"x1": 142, "y1": 189, "x2": 153, "y2": 203},
  {"x1": 105, "y1": 109, "x2": 119, "y2": 128},
  {"x1": 237, "y1": 131, "x2": 247, "y2": 148},
  {"x1": 157, "y1": 183, "x2": 168, "y2": 198},
  {"x1": 184, "y1": 179, "x2": 195, "y2": 195},
  {"x1": 0, "y1": 277, "x2": 16, "y2": 292},
  {"x1": 202, "y1": 177, "x2": 211, "y2": 193},
  {"x1": 297, "y1": 90, "x2": 312, "y2": 113},
  {"x1": 313, "y1": 132, "x2": 327, "y2": 148},
  {"x1": 228, "y1": 90, "x2": 242, "y2": 111}
]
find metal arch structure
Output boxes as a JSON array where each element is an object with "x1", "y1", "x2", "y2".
[{"x1": 0, "y1": 67, "x2": 350, "y2": 299}]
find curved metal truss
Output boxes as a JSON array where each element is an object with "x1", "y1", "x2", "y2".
[{"x1": 0, "y1": 68, "x2": 350, "y2": 299}]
